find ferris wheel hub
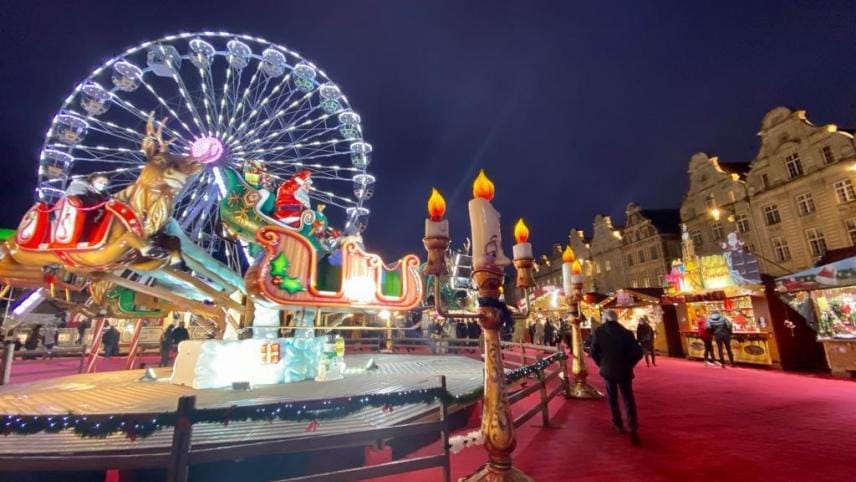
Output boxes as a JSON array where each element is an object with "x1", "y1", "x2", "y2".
[{"x1": 190, "y1": 136, "x2": 225, "y2": 164}]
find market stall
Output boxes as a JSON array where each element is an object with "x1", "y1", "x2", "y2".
[
  {"x1": 587, "y1": 288, "x2": 682, "y2": 356},
  {"x1": 776, "y1": 256, "x2": 856, "y2": 376},
  {"x1": 662, "y1": 230, "x2": 781, "y2": 366}
]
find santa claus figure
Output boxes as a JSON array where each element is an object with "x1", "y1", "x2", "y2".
[{"x1": 274, "y1": 170, "x2": 313, "y2": 226}]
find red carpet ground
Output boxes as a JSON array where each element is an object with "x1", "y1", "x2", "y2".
[{"x1": 373, "y1": 356, "x2": 855, "y2": 482}]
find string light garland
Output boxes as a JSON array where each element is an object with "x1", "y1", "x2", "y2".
[{"x1": 0, "y1": 352, "x2": 567, "y2": 440}]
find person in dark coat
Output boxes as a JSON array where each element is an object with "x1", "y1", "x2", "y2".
[
  {"x1": 101, "y1": 322, "x2": 120, "y2": 358},
  {"x1": 77, "y1": 319, "x2": 91, "y2": 345},
  {"x1": 159, "y1": 324, "x2": 174, "y2": 368},
  {"x1": 636, "y1": 317, "x2": 656, "y2": 367},
  {"x1": 455, "y1": 319, "x2": 468, "y2": 339},
  {"x1": 172, "y1": 321, "x2": 190, "y2": 347},
  {"x1": 24, "y1": 325, "x2": 41, "y2": 351},
  {"x1": 544, "y1": 319, "x2": 556, "y2": 347},
  {"x1": 591, "y1": 309, "x2": 644, "y2": 445},
  {"x1": 706, "y1": 312, "x2": 734, "y2": 368}
]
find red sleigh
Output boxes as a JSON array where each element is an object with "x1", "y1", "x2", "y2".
[{"x1": 15, "y1": 197, "x2": 143, "y2": 252}]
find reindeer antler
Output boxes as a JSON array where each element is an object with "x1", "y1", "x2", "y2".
[{"x1": 142, "y1": 113, "x2": 173, "y2": 155}]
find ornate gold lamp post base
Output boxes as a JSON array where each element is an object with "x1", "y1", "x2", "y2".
[
  {"x1": 461, "y1": 268, "x2": 533, "y2": 482},
  {"x1": 462, "y1": 464, "x2": 533, "y2": 482}
]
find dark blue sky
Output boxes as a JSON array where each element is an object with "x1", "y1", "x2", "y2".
[{"x1": 1, "y1": 1, "x2": 855, "y2": 259}]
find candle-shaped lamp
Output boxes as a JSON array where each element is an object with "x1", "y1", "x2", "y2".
[
  {"x1": 563, "y1": 246, "x2": 603, "y2": 400},
  {"x1": 423, "y1": 188, "x2": 450, "y2": 276},
  {"x1": 561, "y1": 246, "x2": 575, "y2": 297},
  {"x1": 468, "y1": 169, "x2": 511, "y2": 272},
  {"x1": 512, "y1": 218, "x2": 535, "y2": 288}
]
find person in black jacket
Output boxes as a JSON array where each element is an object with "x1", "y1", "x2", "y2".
[
  {"x1": 591, "y1": 309, "x2": 644, "y2": 445},
  {"x1": 172, "y1": 321, "x2": 190, "y2": 347},
  {"x1": 101, "y1": 322, "x2": 120, "y2": 358},
  {"x1": 636, "y1": 317, "x2": 656, "y2": 367}
]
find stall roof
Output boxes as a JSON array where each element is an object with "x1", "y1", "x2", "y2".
[{"x1": 776, "y1": 256, "x2": 856, "y2": 292}]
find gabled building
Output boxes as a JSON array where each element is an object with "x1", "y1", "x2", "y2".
[
  {"x1": 589, "y1": 215, "x2": 625, "y2": 293},
  {"x1": 746, "y1": 107, "x2": 856, "y2": 274},
  {"x1": 621, "y1": 203, "x2": 681, "y2": 289},
  {"x1": 679, "y1": 152, "x2": 756, "y2": 258}
]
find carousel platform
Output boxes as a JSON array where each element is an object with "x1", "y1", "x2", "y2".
[{"x1": 0, "y1": 354, "x2": 483, "y2": 464}]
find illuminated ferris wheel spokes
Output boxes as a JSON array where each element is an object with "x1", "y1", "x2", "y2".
[{"x1": 37, "y1": 32, "x2": 376, "y2": 273}]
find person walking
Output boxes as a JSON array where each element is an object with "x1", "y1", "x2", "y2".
[
  {"x1": 159, "y1": 324, "x2": 174, "y2": 368},
  {"x1": 591, "y1": 309, "x2": 644, "y2": 446},
  {"x1": 697, "y1": 316, "x2": 716, "y2": 366},
  {"x1": 636, "y1": 317, "x2": 656, "y2": 367},
  {"x1": 101, "y1": 322, "x2": 120, "y2": 359},
  {"x1": 706, "y1": 312, "x2": 735, "y2": 368}
]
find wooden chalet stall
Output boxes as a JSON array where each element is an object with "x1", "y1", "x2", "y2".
[{"x1": 776, "y1": 255, "x2": 856, "y2": 376}]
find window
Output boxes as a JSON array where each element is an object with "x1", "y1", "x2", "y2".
[
  {"x1": 626, "y1": 254, "x2": 634, "y2": 267},
  {"x1": 806, "y1": 228, "x2": 827, "y2": 258},
  {"x1": 641, "y1": 275, "x2": 650, "y2": 288},
  {"x1": 833, "y1": 179, "x2": 856, "y2": 203},
  {"x1": 729, "y1": 191, "x2": 736, "y2": 203},
  {"x1": 595, "y1": 262, "x2": 601, "y2": 274},
  {"x1": 846, "y1": 218, "x2": 856, "y2": 246},
  {"x1": 822, "y1": 145, "x2": 835, "y2": 164},
  {"x1": 795, "y1": 192, "x2": 816, "y2": 215},
  {"x1": 761, "y1": 173, "x2": 770, "y2": 189},
  {"x1": 691, "y1": 231, "x2": 703, "y2": 248},
  {"x1": 785, "y1": 152, "x2": 804, "y2": 179},
  {"x1": 711, "y1": 222, "x2": 724, "y2": 241},
  {"x1": 650, "y1": 246, "x2": 659, "y2": 260},
  {"x1": 735, "y1": 214, "x2": 750, "y2": 233},
  {"x1": 763, "y1": 205, "x2": 781, "y2": 226},
  {"x1": 705, "y1": 195, "x2": 717, "y2": 210},
  {"x1": 605, "y1": 259, "x2": 611, "y2": 271},
  {"x1": 637, "y1": 250, "x2": 646, "y2": 264},
  {"x1": 631, "y1": 278, "x2": 638, "y2": 289},
  {"x1": 772, "y1": 237, "x2": 791, "y2": 262}
]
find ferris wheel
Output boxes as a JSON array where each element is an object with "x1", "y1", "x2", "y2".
[{"x1": 37, "y1": 31, "x2": 375, "y2": 273}]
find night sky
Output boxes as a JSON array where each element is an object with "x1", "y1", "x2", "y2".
[{"x1": 1, "y1": 1, "x2": 855, "y2": 260}]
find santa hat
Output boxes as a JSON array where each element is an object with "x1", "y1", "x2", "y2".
[{"x1": 294, "y1": 170, "x2": 312, "y2": 186}]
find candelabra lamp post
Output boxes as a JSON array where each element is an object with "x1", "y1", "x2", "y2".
[
  {"x1": 423, "y1": 172, "x2": 534, "y2": 482},
  {"x1": 561, "y1": 246, "x2": 603, "y2": 399}
]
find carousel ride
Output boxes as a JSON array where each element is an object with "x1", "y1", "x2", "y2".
[{"x1": 0, "y1": 32, "x2": 423, "y2": 388}]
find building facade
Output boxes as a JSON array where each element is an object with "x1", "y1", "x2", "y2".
[
  {"x1": 523, "y1": 106, "x2": 856, "y2": 299},
  {"x1": 746, "y1": 107, "x2": 856, "y2": 274},
  {"x1": 588, "y1": 215, "x2": 625, "y2": 293},
  {"x1": 679, "y1": 152, "x2": 756, "y2": 258},
  {"x1": 621, "y1": 203, "x2": 682, "y2": 289},
  {"x1": 681, "y1": 107, "x2": 856, "y2": 276}
]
